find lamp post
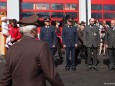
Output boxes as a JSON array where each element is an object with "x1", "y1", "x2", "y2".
[{"x1": 86, "y1": 0, "x2": 88, "y2": 25}]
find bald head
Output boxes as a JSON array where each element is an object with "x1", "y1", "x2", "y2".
[
  {"x1": 111, "y1": 20, "x2": 115, "y2": 28},
  {"x1": 89, "y1": 18, "x2": 95, "y2": 26},
  {"x1": 102, "y1": 21, "x2": 106, "y2": 25}
]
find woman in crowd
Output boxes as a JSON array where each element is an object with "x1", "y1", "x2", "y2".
[{"x1": 8, "y1": 19, "x2": 22, "y2": 44}]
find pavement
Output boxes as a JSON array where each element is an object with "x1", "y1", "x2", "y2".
[{"x1": 0, "y1": 54, "x2": 115, "y2": 86}]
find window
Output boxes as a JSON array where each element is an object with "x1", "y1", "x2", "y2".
[
  {"x1": 0, "y1": 2, "x2": 6, "y2": 9},
  {"x1": 91, "y1": 4, "x2": 102, "y2": 10},
  {"x1": 36, "y1": 3, "x2": 49, "y2": 10},
  {"x1": 51, "y1": 12, "x2": 64, "y2": 18},
  {"x1": 51, "y1": 4, "x2": 63, "y2": 10},
  {"x1": 104, "y1": 5, "x2": 115, "y2": 11},
  {"x1": 104, "y1": 13, "x2": 115, "y2": 19},
  {"x1": 22, "y1": 2, "x2": 35, "y2": 10},
  {"x1": 21, "y1": 12, "x2": 34, "y2": 18},
  {"x1": 91, "y1": 13, "x2": 102, "y2": 19},
  {"x1": 36, "y1": 12, "x2": 50, "y2": 18},
  {"x1": 65, "y1": 4, "x2": 77, "y2": 10},
  {"x1": 65, "y1": 12, "x2": 77, "y2": 18}
]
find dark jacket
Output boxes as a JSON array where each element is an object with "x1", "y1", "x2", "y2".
[
  {"x1": 0, "y1": 36, "x2": 64, "y2": 86},
  {"x1": 83, "y1": 25, "x2": 100, "y2": 47},
  {"x1": 40, "y1": 25, "x2": 57, "y2": 48},
  {"x1": 77, "y1": 29, "x2": 84, "y2": 46},
  {"x1": 105, "y1": 27, "x2": 115, "y2": 48},
  {"x1": 62, "y1": 25, "x2": 78, "y2": 47}
]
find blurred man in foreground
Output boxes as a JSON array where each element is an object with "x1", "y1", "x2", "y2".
[{"x1": 0, "y1": 25, "x2": 64, "y2": 86}]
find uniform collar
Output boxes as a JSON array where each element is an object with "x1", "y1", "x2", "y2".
[
  {"x1": 67, "y1": 25, "x2": 73, "y2": 28},
  {"x1": 45, "y1": 25, "x2": 50, "y2": 28}
]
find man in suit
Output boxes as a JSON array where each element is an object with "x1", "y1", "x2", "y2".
[
  {"x1": 40, "y1": 18, "x2": 57, "y2": 62},
  {"x1": 0, "y1": 25, "x2": 64, "y2": 86},
  {"x1": 105, "y1": 20, "x2": 115, "y2": 71},
  {"x1": 83, "y1": 18, "x2": 100, "y2": 71},
  {"x1": 62, "y1": 17, "x2": 78, "y2": 71}
]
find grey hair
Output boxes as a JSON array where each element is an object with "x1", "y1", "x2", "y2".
[{"x1": 20, "y1": 25, "x2": 37, "y2": 34}]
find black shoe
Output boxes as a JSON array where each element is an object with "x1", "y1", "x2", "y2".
[
  {"x1": 87, "y1": 65, "x2": 93, "y2": 71},
  {"x1": 71, "y1": 67, "x2": 76, "y2": 71},
  {"x1": 93, "y1": 66, "x2": 98, "y2": 71},
  {"x1": 108, "y1": 67, "x2": 113, "y2": 71},
  {"x1": 113, "y1": 66, "x2": 115, "y2": 70},
  {"x1": 65, "y1": 67, "x2": 70, "y2": 71}
]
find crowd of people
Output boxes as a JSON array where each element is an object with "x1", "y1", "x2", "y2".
[
  {"x1": 0, "y1": 14, "x2": 115, "y2": 86},
  {"x1": 1, "y1": 16, "x2": 115, "y2": 70},
  {"x1": 1, "y1": 17, "x2": 22, "y2": 48}
]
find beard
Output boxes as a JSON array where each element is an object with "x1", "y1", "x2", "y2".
[{"x1": 90, "y1": 23, "x2": 94, "y2": 26}]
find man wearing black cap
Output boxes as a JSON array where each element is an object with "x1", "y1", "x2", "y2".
[
  {"x1": 40, "y1": 18, "x2": 57, "y2": 64},
  {"x1": 62, "y1": 17, "x2": 78, "y2": 71}
]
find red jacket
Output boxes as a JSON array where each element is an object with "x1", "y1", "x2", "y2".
[{"x1": 9, "y1": 26, "x2": 22, "y2": 41}]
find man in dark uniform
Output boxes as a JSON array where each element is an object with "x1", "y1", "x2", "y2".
[
  {"x1": 40, "y1": 18, "x2": 57, "y2": 63},
  {"x1": 105, "y1": 20, "x2": 115, "y2": 71},
  {"x1": 83, "y1": 18, "x2": 100, "y2": 71},
  {"x1": 62, "y1": 17, "x2": 78, "y2": 71}
]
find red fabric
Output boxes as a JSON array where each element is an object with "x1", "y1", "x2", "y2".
[
  {"x1": 56, "y1": 27, "x2": 62, "y2": 43},
  {"x1": 8, "y1": 26, "x2": 22, "y2": 41},
  {"x1": 56, "y1": 27, "x2": 62, "y2": 37},
  {"x1": 37, "y1": 27, "x2": 41, "y2": 34}
]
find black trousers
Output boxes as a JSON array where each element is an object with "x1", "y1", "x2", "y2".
[
  {"x1": 65, "y1": 47, "x2": 76, "y2": 67},
  {"x1": 87, "y1": 47, "x2": 98, "y2": 66},
  {"x1": 55, "y1": 37, "x2": 63, "y2": 59},
  {"x1": 76, "y1": 45, "x2": 87, "y2": 59},
  {"x1": 50, "y1": 48, "x2": 56, "y2": 63},
  {"x1": 108, "y1": 48, "x2": 115, "y2": 67}
]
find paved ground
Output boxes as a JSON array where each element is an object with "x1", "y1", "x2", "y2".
[{"x1": 0, "y1": 54, "x2": 115, "y2": 86}]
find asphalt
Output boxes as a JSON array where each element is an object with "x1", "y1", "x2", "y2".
[{"x1": 0, "y1": 54, "x2": 115, "y2": 86}]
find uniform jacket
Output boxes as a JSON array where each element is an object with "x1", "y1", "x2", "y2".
[
  {"x1": 105, "y1": 27, "x2": 115, "y2": 48},
  {"x1": 40, "y1": 25, "x2": 57, "y2": 48},
  {"x1": 62, "y1": 25, "x2": 78, "y2": 47},
  {"x1": 83, "y1": 25, "x2": 100, "y2": 47},
  {"x1": 0, "y1": 36, "x2": 64, "y2": 86}
]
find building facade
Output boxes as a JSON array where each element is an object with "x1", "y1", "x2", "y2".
[
  {"x1": 0, "y1": 0, "x2": 115, "y2": 55},
  {"x1": 0, "y1": 0, "x2": 115, "y2": 24}
]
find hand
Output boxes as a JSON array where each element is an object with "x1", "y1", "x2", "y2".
[
  {"x1": 11, "y1": 38, "x2": 15, "y2": 42},
  {"x1": 75, "y1": 44, "x2": 78, "y2": 47},
  {"x1": 105, "y1": 44, "x2": 108, "y2": 48},
  {"x1": 53, "y1": 45, "x2": 55, "y2": 48},
  {"x1": 83, "y1": 43, "x2": 86, "y2": 46},
  {"x1": 63, "y1": 45, "x2": 66, "y2": 48}
]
